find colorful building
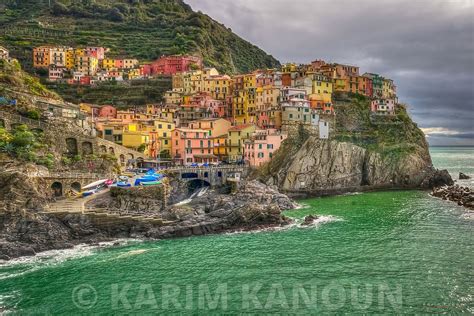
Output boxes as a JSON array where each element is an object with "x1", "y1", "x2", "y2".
[
  {"x1": 244, "y1": 129, "x2": 287, "y2": 167},
  {"x1": 151, "y1": 55, "x2": 203, "y2": 75},
  {"x1": 33, "y1": 46, "x2": 52, "y2": 68},
  {"x1": 172, "y1": 128, "x2": 217, "y2": 164},
  {"x1": 371, "y1": 99, "x2": 396, "y2": 115},
  {"x1": 363, "y1": 73, "x2": 383, "y2": 98},
  {"x1": 227, "y1": 124, "x2": 257, "y2": 162},
  {"x1": 75, "y1": 56, "x2": 98, "y2": 76}
]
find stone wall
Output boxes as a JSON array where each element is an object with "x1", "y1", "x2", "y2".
[{"x1": 108, "y1": 186, "x2": 167, "y2": 215}]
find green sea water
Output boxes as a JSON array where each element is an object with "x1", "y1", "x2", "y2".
[{"x1": 0, "y1": 147, "x2": 473, "y2": 314}]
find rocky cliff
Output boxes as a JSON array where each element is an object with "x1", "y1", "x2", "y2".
[{"x1": 259, "y1": 95, "x2": 453, "y2": 196}]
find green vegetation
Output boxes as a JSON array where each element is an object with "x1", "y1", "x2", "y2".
[
  {"x1": 0, "y1": 59, "x2": 59, "y2": 99},
  {"x1": 334, "y1": 94, "x2": 427, "y2": 159},
  {"x1": 43, "y1": 77, "x2": 171, "y2": 106},
  {"x1": 0, "y1": 0, "x2": 280, "y2": 75},
  {"x1": 0, "y1": 124, "x2": 54, "y2": 168}
]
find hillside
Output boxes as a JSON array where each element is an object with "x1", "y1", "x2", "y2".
[
  {"x1": 0, "y1": 59, "x2": 119, "y2": 173},
  {"x1": 0, "y1": 0, "x2": 280, "y2": 74}
]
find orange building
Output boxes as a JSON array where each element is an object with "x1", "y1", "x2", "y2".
[{"x1": 33, "y1": 46, "x2": 51, "y2": 68}]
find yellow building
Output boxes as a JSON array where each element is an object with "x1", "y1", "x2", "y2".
[
  {"x1": 122, "y1": 131, "x2": 150, "y2": 152},
  {"x1": 74, "y1": 48, "x2": 85, "y2": 57},
  {"x1": 203, "y1": 75, "x2": 231, "y2": 100},
  {"x1": 164, "y1": 88, "x2": 184, "y2": 105},
  {"x1": 153, "y1": 120, "x2": 175, "y2": 154},
  {"x1": 65, "y1": 49, "x2": 75, "y2": 69},
  {"x1": 382, "y1": 78, "x2": 396, "y2": 99},
  {"x1": 232, "y1": 90, "x2": 246, "y2": 124},
  {"x1": 227, "y1": 124, "x2": 256, "y2": 161},
  {"x1": 333, "y1": 78, "x2": 347, "y2": 92},
  {"x1": 123, "y1": 59, "x2": 139, "y2": 69},
  {"x1": 101, "y1": 58, "x2": 115, "y2": 70},
  {"x1": 281, "y1": 63, "x2": 297, "y2": 73},
  {"x1": 126, "y1": 68, "x2": 141, "y2": 80},
  {"x1": 243, "y1": 74, "x2": 257, "y2": 124},
  {"x1": 310, "y1": 74, "x2": 333, "y2": 106},
  {"x1": 172, "y1": 72, "x2": 185, "y2": 89},
  {"x1": 212, "y1": 133, "x2": 228, "y2": 160}
]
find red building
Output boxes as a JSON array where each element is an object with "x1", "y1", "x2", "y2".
[
  {"x1": 140, "y1": 64, "x2": 152, "y2": 77},
  {"x1": 357, "y1": 76, "x2": 373, "y2": 97},
  {"x1": 150, "y1": 55, "x2": 202, "y2": 75},
  {"x1": 79, "y1": 76, "x2": 91, "y2": 85},
  {"x1": 281, "y1": 73, "x2": 292, "y2": 87}
]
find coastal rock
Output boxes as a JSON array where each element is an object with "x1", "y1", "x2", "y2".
[
  {"x1": 301, "y1": 215, "x2": 319, "y2": 226},
  {"x1": 459, "y1": 172, "x2": 470, "y2": 180},
  {"x1": 431, "y1": 185, "x2": 474, "y2": 210},
  {"x1": 259, "y1": 137, "x2": 452, "y2": 196},
  {"x1": 421, "y1": 169, "x2": 454, "y2": 188}
]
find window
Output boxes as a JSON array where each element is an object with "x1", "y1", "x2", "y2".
[
  {"x1": 105, "y1": 129, "x2": 112, "y2": 135},
  {"x1": 164, "y1": 140, "x2": 168, "y2": 145}
]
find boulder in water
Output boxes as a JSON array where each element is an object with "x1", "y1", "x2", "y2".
[
  {"x1": 459, "y1": 172, "x2": 470, "y2": 180},
  {"x1": 301, "y1": 214, "x2": 319, "y2": 226}
]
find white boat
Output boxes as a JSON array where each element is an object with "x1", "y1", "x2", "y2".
[{"x1": 82, "y1": 179, "x2": 108, "y2": 190}]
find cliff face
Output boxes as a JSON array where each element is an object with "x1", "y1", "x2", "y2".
[
  {"x1": 259, "y1": 96, "x2": 452, "y2": 195},
  {"x1": 263, "y1": 137, "x2": 437, "y2": 195}
]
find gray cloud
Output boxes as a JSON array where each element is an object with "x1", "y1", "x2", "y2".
[{"x1": 187, "y1": 0, "x2": 474, "y2": 146}]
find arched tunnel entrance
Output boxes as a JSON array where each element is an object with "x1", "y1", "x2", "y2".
[
  {"x1": 51, "y1": 182, "x2": 63, "y2": 197},
  {"x1": 187, "y1": 179, "x2": 211, "y2": 194}
]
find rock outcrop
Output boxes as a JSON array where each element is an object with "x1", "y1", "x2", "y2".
[
  {"x1": 260, "y1": 137, "x2": 451, "y2": 196},
  {"x1": 431, "y1": 185, "x2": 474, "y2": 209},
  {"x1": 459, "y1": 172, "x2": 471, "y2": 180}
]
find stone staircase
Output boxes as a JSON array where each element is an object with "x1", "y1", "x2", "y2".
[{"x1": 42, "y1": 188, "x2": 174, "y2": 225}]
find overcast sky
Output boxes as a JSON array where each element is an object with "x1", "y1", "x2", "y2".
[{"x1": 186, "y1": 0, "x2": 474, "y2": 146}]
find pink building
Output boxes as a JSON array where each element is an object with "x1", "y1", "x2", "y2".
[
  {"x1": 256, "y1": 73, "x2": 274, "y2": 87},
  {"x1": 188, "y1": 93, "x2": 227, "y2": 118},
  {"x1": 244, "y1": 129, "x2": 287, "y2": 167},
  {"x1": 151, "y1": 55, "x2": 203, "y2": 75},
  {"x1": 85, "y1": 47, "x2": 105, "y2": 60},
  {"x1": 98, "y1": 105, "x2": 117, "y2": 118},
  {"x1": 371, "y1": 99, "x2": 395, "y2": 115},
  {"x1": 172, "y1": 128, "x2": 217, "y2": 165}
]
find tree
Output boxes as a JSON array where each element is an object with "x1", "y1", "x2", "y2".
[{"x1": 11, "y1": 129, "x2": 35, "y2": 147}]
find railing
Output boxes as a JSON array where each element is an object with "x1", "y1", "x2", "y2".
[{"x1": 163, "y1": 166, "x2": 246, "y2": 172}]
